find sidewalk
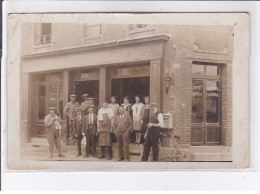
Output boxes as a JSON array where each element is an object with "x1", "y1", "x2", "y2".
[{"x1": 21, "y1": 138, "x2": 143, "y2": 162}]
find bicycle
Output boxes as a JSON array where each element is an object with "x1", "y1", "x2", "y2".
[{"x1": 158, "y1": 132, "x2": 195, "y2": 161}]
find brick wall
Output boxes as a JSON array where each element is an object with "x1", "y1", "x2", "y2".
[{"x1": 170, "y1": 26, "x2": 194, "y2": 145}]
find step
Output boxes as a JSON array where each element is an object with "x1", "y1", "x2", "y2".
[
  {"x1": 192, "y1": 146, "x2": 232, "y2": 153},
  {"x1": 194, "y1": 152, "x2": 232, "y2": 161}
]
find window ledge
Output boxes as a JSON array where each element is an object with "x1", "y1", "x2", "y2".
[
  {"x1": 33, "y1": 43, "x2": 52, "y2": 50},
  {"x1": 129, "y1": 26, "x2": 157, "y2": 34}
]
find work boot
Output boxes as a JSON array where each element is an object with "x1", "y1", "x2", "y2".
[
  {"x1": 99, "y1": 155, "x2": 105, "y2": 159},
  {"x1": 59, "y1": 154, "x2": 65, "y2": 157}
]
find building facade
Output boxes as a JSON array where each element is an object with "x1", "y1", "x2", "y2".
[{"x1": 20, "y1": 23, "x2": 233, "y2": 154}]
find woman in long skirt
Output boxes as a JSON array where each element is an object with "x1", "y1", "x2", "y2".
[{"x1": 132, "y1": 95, "x2": 144, "y2": 144}]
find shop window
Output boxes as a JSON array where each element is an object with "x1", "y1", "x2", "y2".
[
  {"x1": 206, "y1": 81, "x2": 220, "y2": 123},
  {"x1": 38, "y1": 85, "x2": 46, "y2": 120},
  {"x1": 34, "y1": 23, "x2": 52, "y2": 45},
  {"x1": 192, "y1": 80, "x2": 203, "y2": 123}
]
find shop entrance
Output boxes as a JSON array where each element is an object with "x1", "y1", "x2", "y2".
[
  {"x1": 111, "y1": 77, "x2": 150, "y2": 104},
  {"x1": 109, "y1": 64, "x2": 150, "y2": 104},
  {"x1": 74, "y1": 80, "x2": 99, "y2": 105}
]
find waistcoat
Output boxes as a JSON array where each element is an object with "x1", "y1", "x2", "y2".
[{"x1": 148, "y1": 111, "x2": 161, "y2": 138}]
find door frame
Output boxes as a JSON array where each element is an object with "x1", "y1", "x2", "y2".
[
  {"x1": 191, "y1": 64, "x2": 223, "y2": 146},
  {"x1": 32, "y1": 81, "x2": 63, "y2": 137}
]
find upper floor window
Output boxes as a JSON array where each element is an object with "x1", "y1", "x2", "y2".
[
  {"x1": 34, "y1": 23, "x2": 52, "y2": 45},
  {"x1": 128, "y1": 24, "x2": 148, "y2": 30},
  {"x1": 83, "y1": 24, "x2": 102, "y2": 38},
  {"x1": 127, "y1": 24, "x2": 157, "y2": 38}
]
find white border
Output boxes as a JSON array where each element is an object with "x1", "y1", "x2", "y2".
[{"x1": 1, "y1": 0, "x2": 259, "y2": 190}]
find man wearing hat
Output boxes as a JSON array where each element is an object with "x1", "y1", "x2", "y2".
[
  {"x1": 44, "y1": 107, "x2": 65, "y2": 158},
  {"x1": 113, "y1": 106, "x2": 133, "y2": 161},
  {"x1": 81, "y1": 94, "x2": 90, "y2": 115},
  {"x1": 141, "y1": 103, "x2": 164, "y2": 162},
  {"x1": 73, "y1": 107, "x2": 84, "y2": 156},
  {"x1": 63, "y1": 94, "x2": 80, "y2": 140},
  {"x1": 82, "y1": 106, "x2": 98, "y2": 157},
  {"x1": 88, "y1": 97, "x2": 98, "y2": 115}
]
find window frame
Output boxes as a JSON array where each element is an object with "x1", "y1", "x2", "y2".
[
  {"x1": 33, "y1": 23, "x2": 53, "y2": 49},
  {"x1": 191, "y1": 61, "x2": 223, "y2": 145}
]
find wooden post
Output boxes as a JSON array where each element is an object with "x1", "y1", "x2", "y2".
[
  {"x1": 150, "y1": 59, "x2": 163, "y2": 112},
  {"x1": 63, "y1": 70, "x2": 70, "y2": 144},
  {"x1": 99, "y1": 67, "x2": 110, "y2": 106}
]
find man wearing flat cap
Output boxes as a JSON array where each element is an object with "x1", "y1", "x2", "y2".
[
  {"x1": 63, "y1": 94, "x2": 80, "y2": 140},
  {"x1": 141, "y1": 103, "x2": 164, "y2": 162},
  {"x1": 81, "y1": 94, "x2": 90, "y2": 115},
  {"x1": 44, "y1": 107, "x2": 65, "y2": 158}
]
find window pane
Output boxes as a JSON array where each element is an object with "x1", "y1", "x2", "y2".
[
  {"x1": 38, "y1": 85, "x2": 46, "y2": 120},
  {"x1": 207, "y1": 81, "x2": 220, "y2": 123},
  {"x1": 192, "y1": 80, "x2": 203, "y2": 123},
  {"x1": 192, "y1": 64, "x2": 204, "y2": 75},
  {"x1": 47, "y1": 84, "x2": 58, "y2": 108},
  {"x1": 206, "y1": 65, "x2": 219, "y2": 75},
  {"x1": 41, "y1": 23, "x2": 51, "y2": 35}
]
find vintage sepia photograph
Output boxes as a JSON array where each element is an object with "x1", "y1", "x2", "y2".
[{"x1": 5, "y1": 13, "x2": 250, "y2": 170}]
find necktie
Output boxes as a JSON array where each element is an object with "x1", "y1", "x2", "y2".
[{"x1": 90, "y1": 114, "x2": 92, "y2": 125}]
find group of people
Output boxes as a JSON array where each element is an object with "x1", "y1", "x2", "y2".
[{"x1": 44, "y1": 94, "x2": 164, "y2": 161}]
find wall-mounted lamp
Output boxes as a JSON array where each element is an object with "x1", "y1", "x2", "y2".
[{"x1": 164, "y1": 67, "x2": 174, "y2": 94}]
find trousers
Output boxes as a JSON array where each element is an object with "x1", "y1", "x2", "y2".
[
  {"x1": 47, "y1": 128, "x2": 61, "y2": 155},
  {"x1": 141, "y1": 136, "x2": 160, "y2": 161},
  {"x1": 86, "y1": 129, "x2": 96, "y2": 156},
  {"x1": 100, "y1": 146, "x2": 112, "y2": 158},
  {"x1": 77, "y1": 134, "x2": 83, "y2": 155},
  {"x1": 115, "y1": 130, "x2": 130, "y2": 160}
]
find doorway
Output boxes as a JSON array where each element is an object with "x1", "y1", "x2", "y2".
[
  {"x1": 74, "y1": 80, "x2": 99, "y2": 105},
  {"x1": 111, "y1": 77, "x2": 150, "y2": 105},
  {"x1": 191, "y1": 62, "x2": 222, "y2": 145}
]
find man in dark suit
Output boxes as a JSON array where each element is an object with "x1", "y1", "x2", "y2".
[
  {"x1": 83, "y1": 106, "x2": 98, "y2": 157},
  {"x1": 73, "y1": 107, "x2": 83, "y2": 156},
  {"x1": 113, "y1": 106, "x2": 133, "y2": 161}
]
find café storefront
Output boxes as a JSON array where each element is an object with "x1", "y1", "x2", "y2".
[
  {"x1": 21, "y1": 32, "x2": 232, "y2": 153},
  {"x1": 21, "y1": 34, "x2": 169, "y2": 144}
]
